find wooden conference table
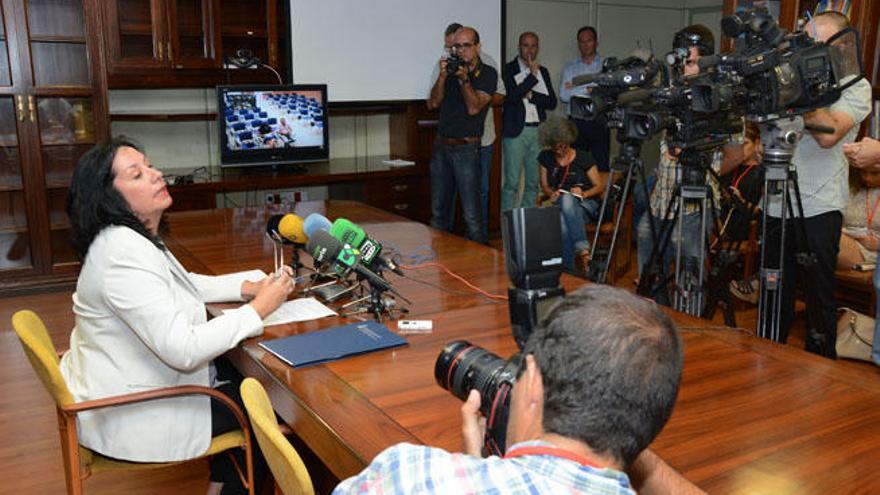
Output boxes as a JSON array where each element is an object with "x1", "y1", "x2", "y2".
[{"x1": 164, "y1": 201, "x2": 880, "y2": 494}]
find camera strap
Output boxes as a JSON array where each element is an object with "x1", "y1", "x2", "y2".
[{"x1": 503, "y1": 444, "x2": 603, "y2": 469}]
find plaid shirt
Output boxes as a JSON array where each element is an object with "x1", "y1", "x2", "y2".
[
  {"x1": 333, "y1": 440, "x2": 636, "y2": 495},
  {"x1": 649, "y1": 137, "x2": 723, "y2": 219}
]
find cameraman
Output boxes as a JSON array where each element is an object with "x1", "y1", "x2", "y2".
[
  {"x1": 636, "y1": 25, "x2": 741, "y2": 296},
  {"x1": 764, "y1": 11, "x2": 872, "y2": 358},
  {"x1": 427, "y1": 26, "x2": 498, "y2": 244},
  {"x1": 333, "y1": 286, "x2": 704, "y2": 494}
]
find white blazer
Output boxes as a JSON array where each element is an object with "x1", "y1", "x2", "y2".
[{"x1": 60, "y1": 225, "x2": 263, "y2": 462}]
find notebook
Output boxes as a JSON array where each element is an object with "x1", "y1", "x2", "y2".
[{"x1": 258, "y1": 320, "x2": 408, "y2": 368}]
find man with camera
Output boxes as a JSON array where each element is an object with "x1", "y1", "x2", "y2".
[
  {"x1": 560, "y1": 26, "x2": 611, "y2": 173},
  {"x1": 500, "y1": 31, "x2": 557, "y2": 212},
  {"x1": 636, "y1": 25, "x2": 740, "y2": 302},
  {"x1": 427, "y1": 26, "x2": 498, "y2": 244},
  {"x1": 764, "y1": 11, "x2": 872, "y2": 358},
  {"x1": 333, "y1": 286, "x2": 704, "y2": 494}
]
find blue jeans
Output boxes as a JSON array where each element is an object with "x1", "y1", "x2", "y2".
[
  {"x1": 556, "y1": 193, "x2": 600, "y2": 270},
  {"x1": 872, "y1": 249, "x2": 880, "y2": 364},
  {"x1": 430, "y1": 141, "x2": 486, "y2": 243},
  {"x1": 637, "y1": 210, "x2": 707, "y2": 277},
  {"x1": 479, "y1": 145, "x2": 493, "y2": 240},
  {"x1": 501, "y1": 127, "x2": 541, "y2": 211}
]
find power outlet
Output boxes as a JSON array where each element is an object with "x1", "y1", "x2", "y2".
[{"x1": 265, "y1": 192, "x2": 280, "y2": 204}]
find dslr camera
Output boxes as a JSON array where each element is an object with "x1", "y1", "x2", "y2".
[
  {"x1": 435, "y1": 341, "x2": 522, "y2": 456},
  {"x1": 446, "y1": 53, "x2": 464, "y2": 75}
]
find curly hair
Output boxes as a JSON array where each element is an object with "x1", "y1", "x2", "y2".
[
  {"x1": 538, "y1": 117, "x2": 578, "y2": 148},
  {"x1": 66, "y1": 136, "x2": 168, "y2": 261},
  {"x1": 524, "y1": 285, "x2": 683, "y2": 467}
]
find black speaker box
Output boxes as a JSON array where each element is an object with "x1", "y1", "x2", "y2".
[{"x1": 501, "y1": 206, "x2": 563, "y2": 290}]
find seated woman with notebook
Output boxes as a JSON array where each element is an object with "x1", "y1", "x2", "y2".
[
  {"x1": 838, "y1": 167, "x2": 880, "y2": 270},
  {"x1": 537, "y1": 117, "x2": 605, "y2": 273},
  {"x1": 61, "y1": 136, "x2": 295, "y2": 494}
]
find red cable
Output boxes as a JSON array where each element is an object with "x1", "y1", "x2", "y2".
[{"x1": 400, "y1": 262, "x2": 508, "y2": 301}]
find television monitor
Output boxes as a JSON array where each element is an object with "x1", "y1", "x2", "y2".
[{"x1": 217, "y1": 84, "x2": 329, "y2": 167}]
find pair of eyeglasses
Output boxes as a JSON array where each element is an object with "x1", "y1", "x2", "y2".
[{"x1": 451, "y1": 42, "x2": 475, "y2": 51}]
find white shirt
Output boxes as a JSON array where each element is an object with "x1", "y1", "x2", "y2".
[
  {"x1": 516, "y1": 57, "x2": 548, "y2": 124},
  {"x1": 767, "y1": 78, "x2": 872, "y2": 218}
]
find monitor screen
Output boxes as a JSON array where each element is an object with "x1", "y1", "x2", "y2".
[{"x1": 217, "y1": 84, "x2": 329, "y2": 167}]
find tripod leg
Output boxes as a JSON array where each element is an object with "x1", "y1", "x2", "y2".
[{"x1": 589, "y1": 169, "x2": 618, "y2": 283}]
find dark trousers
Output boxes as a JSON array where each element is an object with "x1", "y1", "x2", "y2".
[
  {"x1": 211, "y1": 358, "x2": 269, "y2": 494},
  {"x1": 571, "y1": 118, "x2": 611, "y2": 172},
  {"x1": 761, "y1": 211, "x2": 842, "y2": 357},
  {"x1": 430, "y1": 140, "x2": 486, "y2": 243}
]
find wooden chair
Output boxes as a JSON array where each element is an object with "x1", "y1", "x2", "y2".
[
  {"x1": 240, "y1": 378, "x2": 315, "y2": 495},
  {"x1": 11, "y1": 309, "x2": 255, "y2": 495},
  {"x1": 834, "y1": 268, "x2": 876, "y2": 316}
]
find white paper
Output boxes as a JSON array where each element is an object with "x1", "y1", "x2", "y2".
[
  {"x1": 224, "y1": 297, "x2": 337, "y2": 326},
  {"x1": 227, "y1": 269, "x2": 269, "y2": 284},
  {"x1": 514, "y1": 68, "x2": 548, "y2": 95},
  {"x1": 383, "y1": 158, "x2": 416, "y2": 167}
]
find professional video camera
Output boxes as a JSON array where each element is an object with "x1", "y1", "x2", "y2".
[
  {"x1": 434, "y1": 341, "x2": 522, "y2": 456},
  {"x1": 568, "y1": 55, "x2": 665, "y2": 125},
  {"x1": 697, "y1": 7, "x2": 864, "y2": 120}
]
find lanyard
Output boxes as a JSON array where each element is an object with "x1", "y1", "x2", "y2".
[
  {"x1": 866, "y1": 190, "x2": 880, "y2": 229},
  {"x1": 503, "y1": 445, "x2": 601, "y2": 469},
  {"x1": 732, "y1": 164, "x2": 756, "y2": 190},
  {"x1": 556, "y1": 149, "x2": 575, "y2": 189}
]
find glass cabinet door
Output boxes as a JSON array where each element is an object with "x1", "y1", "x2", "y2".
[
  {"x1": 26, "y1": 0, "x2": 99, "y2": 270},
  {"x1": 105, "y1": 0, "x2": 167, "y2": 69},
  {"x1": 0, "y1": 3, "x2": 32, "y2": 273},
  {"x1": 0, "y1": 97, "x2": 30, "y2": 271},
  {"x1": 169, "y1": 0, "x2": 219, "y2": 68}
]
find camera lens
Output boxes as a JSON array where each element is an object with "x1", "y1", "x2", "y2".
[{"x1": 435, "y1": 341, "x2": 522, "y2": 455}]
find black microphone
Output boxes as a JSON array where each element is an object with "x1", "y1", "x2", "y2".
[{"x1": 306, "y1": 230, "x2": 399, "y2": 294}]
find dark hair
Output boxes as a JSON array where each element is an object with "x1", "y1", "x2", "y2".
[
  {"x1": 523, "y1": 285, "x2": 683, "y2": 467},
  {"x1": 445, "y1": 22, "x2": 463, "y2": 38},
  {"x1": 66, "y1": 136, "x2": 168, "y2": 261},
  {"x1": 744, "y1": 121, "x2": 760, "y2": 143},
  {"x1": 577, "y1": 26, "x2": 597, "y2": 42},
  {"x1": 538, "y1": 116, "x2": 578, "y2": 147},
  {"x1": 674, "y1": 24, "x2": 714, "y2": 56},
  {"x1": 259, "y1": 123, "x2": 273, "y2": 135}
]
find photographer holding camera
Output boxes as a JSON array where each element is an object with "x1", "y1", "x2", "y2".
[
  {"x1": 427, "y1": 26, "x2": 498, "y2": 244},
  {"x1": 636, "y1": 25, "x2": 741, "y2": 296},
  {"x1": 333, "y1": 286, "x2": 704, "y2": 494},
  {"x1": 763, "y1": 11, "x2": 872, "y2": 358}
]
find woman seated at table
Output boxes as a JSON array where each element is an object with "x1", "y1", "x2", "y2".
[
  {"x1": 838, "y1": 167, "x2": 880, "y2": 270},
  {"x1": 61, "y1": 136, "x2": 295, "y2": 494},
  {"x1": 537, "y1": 117, "x2": 605, "y2": 273}
]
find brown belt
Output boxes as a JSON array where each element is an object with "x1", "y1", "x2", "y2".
[{"x1": 440, "y1": 136, "x2": 480, "y2": 145}]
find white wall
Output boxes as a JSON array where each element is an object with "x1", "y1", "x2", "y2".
[{"x1": 504, "y1": 0, "x2": 723, "y2": 168}]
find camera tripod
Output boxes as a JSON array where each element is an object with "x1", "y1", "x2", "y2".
[
  {"x1": 587, "y1": 138, "x2": 655, "y2": 284},
  {"x1": 755, "y1": 116, "x2": 822, "y2": 343},
  {"x1": 636, "y1": 143, "x2": 727, "y2": 318}
]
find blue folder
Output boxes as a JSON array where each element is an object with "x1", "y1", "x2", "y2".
[{"x1": 258, "y1": 320, "x2": 408, "y2": 368}]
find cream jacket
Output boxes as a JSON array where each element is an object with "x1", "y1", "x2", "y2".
[{"x1": 60, "y1": 225, "x2": 263, "y2": 462}]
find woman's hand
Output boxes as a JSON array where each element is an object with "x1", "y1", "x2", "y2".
[
  {"x1": 549, "y1": 190, "x2": 561, "y2": 203},
  {"x1": 248, "y1": 266, "x2": 295, "y2": 319},
  {"x1": 859, "y1": 232, "x2": 879, "y2": 251}
]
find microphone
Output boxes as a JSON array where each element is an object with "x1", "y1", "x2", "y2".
[
  {"x1": 302, "y1": 213, "x2": 333, "y2": 238},
  {"x1": 306, "y1": 230, "x2": 397, "y2": 294},
  {"x1": 266, "y1": 214, "x2": 308, "y2": 244},
  {"x1": 328, "y1": 217, "x2": 404, "y2": 276}
]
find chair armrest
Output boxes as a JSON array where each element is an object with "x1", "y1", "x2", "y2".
[{"x1": 60, "y1": 385, "x2": 250, "y2": 436}]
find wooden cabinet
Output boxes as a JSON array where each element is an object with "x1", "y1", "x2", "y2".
[
  {"x1": 0, "y1": 0, "x2": 109, "y2": 293},
  {"x1": 102, "y1": 0, "x2": 286, "y2": 88},
  {"x1": 103, "y1": 0, "x2": 219, "y2": 71}
]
